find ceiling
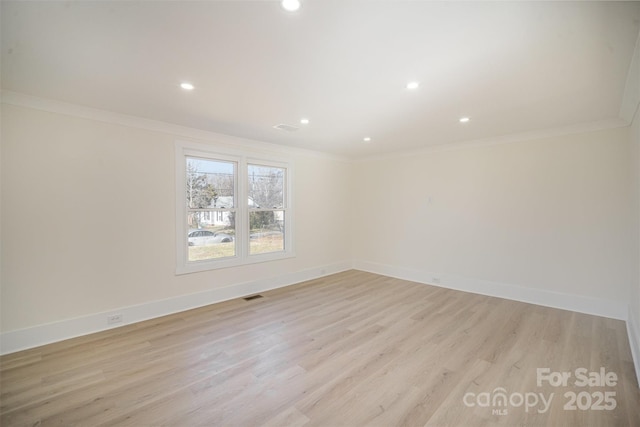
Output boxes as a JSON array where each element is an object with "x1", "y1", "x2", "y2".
[{"x1": 2, "y1": 1, "x2": 640, "y2": 159}]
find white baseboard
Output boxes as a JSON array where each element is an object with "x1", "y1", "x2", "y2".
[
  {"x1": 627, "y1": 306, "x2": 640, "y2": 388},
  {"x1": 0, "y1": 261, "x2": 352, "y2": 355},
  {"x1": 355, "y1": 261, "x2": 639, "y2": 385},
  {"x1": 353, "y1": 260, "x2": 627, "y2": 320},
  {"x1": 2, "y1": 259, "x2": 633, "y2": 362}
]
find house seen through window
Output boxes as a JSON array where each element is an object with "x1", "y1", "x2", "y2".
[{"x1": 186, "y1": 157, "x2": 236, "y2": 262}]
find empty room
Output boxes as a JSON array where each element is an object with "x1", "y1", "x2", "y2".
[{"x1": 2, "y1": 0, "x2": 640, "y2": 425}]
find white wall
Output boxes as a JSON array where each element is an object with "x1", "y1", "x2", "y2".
[
  {"x1": 0, "y1": 102, "x2": 352, "y2": 350},
  {"x1": 630, "y1": 106, "x2": 640, "y2": 384},
  {"x1": 2, "y1": 94, "x2": 639, "y2": 355},
  {"x1": 623, "y1": 32, "x2": 640, "y2": 384},
  {"x1": 353, "y1": 126, "x2": 634, "y2": 318}
]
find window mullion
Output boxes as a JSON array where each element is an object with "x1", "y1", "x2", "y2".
[{"x1": 237, "y1": 158, "x2": 248, "y2": 260}]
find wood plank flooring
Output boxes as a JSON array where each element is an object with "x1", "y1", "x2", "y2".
[{"x1": 1, "y1": 270, "x2": 639, "y2": 426}]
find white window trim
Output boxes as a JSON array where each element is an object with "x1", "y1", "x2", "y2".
[{"x1": 175, "y1": 140, "x2": 294, "y2": 275}]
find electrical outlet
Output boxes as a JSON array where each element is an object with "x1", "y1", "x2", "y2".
[
  {"x1": 107, "y1": 314, "x2": 123, "y2": 325},
  {"x1": 432, "y1": 277, "x2": 441, "y2": 284}
]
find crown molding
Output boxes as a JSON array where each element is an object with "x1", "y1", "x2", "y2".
[
  {"x1": 0, "y1": 90, "x2": 351, "y2": 163},
  {"x1": 2, "y1": 90, "x2": 631, "y2": 165},
  {"x1": 355, "y1": 117, "x2": 629, "y2": 163}
]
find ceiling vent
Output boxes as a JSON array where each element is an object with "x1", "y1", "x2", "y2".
[{"x1": 273, "y1": 123, "x2": 299, "y2": 132}]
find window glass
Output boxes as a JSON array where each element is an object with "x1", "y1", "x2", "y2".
[
  {"x1": 250, "y1": 211, "x2": 285, "y2": 255},
  {"x1": 248, "y1": 165, "x2": 284, "y2": 208},
  {"x1": 248, "y1": 164, "x2": 286, "y2": 255},
  {"x1": 186, "y1": 157, "x2": 236, "y2": 262}
]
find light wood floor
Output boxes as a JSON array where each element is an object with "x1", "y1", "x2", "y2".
[{"x1": 1, "y1": 270, "x2": 639, "y2": 426}]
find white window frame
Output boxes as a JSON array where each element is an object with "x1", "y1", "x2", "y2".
[{"x1": 176, "y1": 140, "x2": 294, "y2": 275}]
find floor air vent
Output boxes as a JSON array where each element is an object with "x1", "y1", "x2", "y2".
[{"x1": 243, "y1": 294, "x2": 264, "y2": 301}]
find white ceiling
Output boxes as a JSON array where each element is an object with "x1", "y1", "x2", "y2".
[{"x1": 2, "y1": 1, "x2": 640, "y2": 159}]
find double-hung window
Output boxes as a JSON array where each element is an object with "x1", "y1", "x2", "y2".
[{"x1": 176, "y1": 141, "x2": 293, "y2": 274}]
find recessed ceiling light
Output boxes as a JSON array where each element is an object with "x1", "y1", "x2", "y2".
[
  {"x1": 459, "y1": 117, "x2": 470, "y2": 123},
  {"x1": 281, "y1": 0, "x2": 301, "y2": 12},
  {"x1": 300, "y1": 118, "x2": 310, "y2": 125},
  {"x1": 180, "y1": 82, "x2": 194, "y2": 90},
  {"x1": 406, "y1": 81, "x2": 419, "y2": 90},
  {"x1": 363, "y1": 137, "x2": 372, "y2": 143}
]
